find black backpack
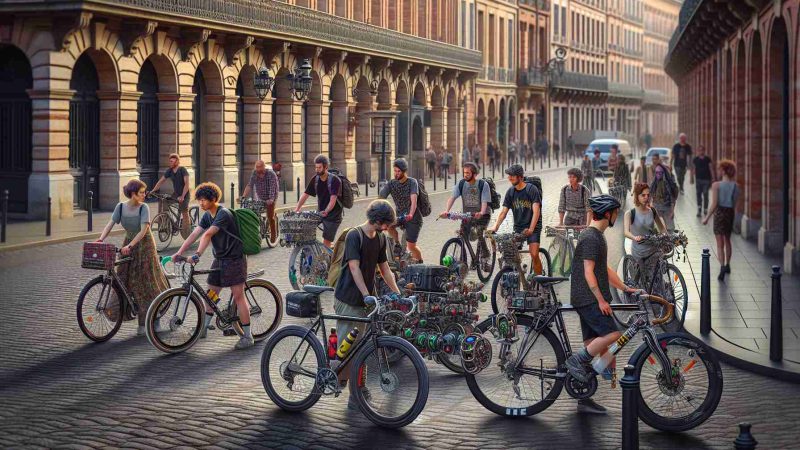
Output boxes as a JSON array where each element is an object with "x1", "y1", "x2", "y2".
[
  {"x1": 324, "y1": 169, "x2": 354, "y2": 209},
  {"x1": 460, "y1": 178, "x2": 501, "y2": 211},
  {"x1": 524, "y1": 176, "x2": 543, "y2": 198},
  {"x1": 415, "y1": 178, "x2": 432, "y2": 217}
]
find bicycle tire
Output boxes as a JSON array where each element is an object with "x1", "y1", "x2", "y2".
[
  {"x1": 464, "y1": 314, "x2": 566, "y2": 417},
  {"x1": 490, "y1": 267, "x2": 515, "y2": 315},
  {"x1": 631, "y1": 332, "x2": 723, "y2": 432},
  {"x1": 261, "y1": 325, "x2": 325, "y2": 412},
  {"x1": 145, "y1": 287, "x2": 204, "y2": 354},
  {"x1": 189, "y1": 206, "x2": 200, "y2": 227},
  {"x1": 659, "y1": 264, "x2": 688, "y2": 332},
  {"x1": 76, "y1": 275, "x2": 124, "y2": 342},
  {"x1": 350, "y1": 335, "x2": 429, "y2": 428},
  {"x1": 440, "y1": 237, "x2": 467, "y2": 273},
  {"x1": 435, "y1": 352, "x2": 465, "y2": 374},
  {"x1": 475, "y1": 237, "x2": 496, "y2": 283},
  {"x1": 245, "y1": 279, "x2": 284, "y2": 341},
  {"x1": 517, "y1": 247, "x2": 550, "y2": 276},
  {"x1": 151, "y1": 212, "x2": 173, "y2": 252},
  {"x1": 593, "y1": 179, "x2": 604, "y2": 195}
]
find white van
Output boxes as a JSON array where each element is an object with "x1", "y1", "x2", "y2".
[{"x1": 584, "y1": 138, "x2": 632, "y2": 171}]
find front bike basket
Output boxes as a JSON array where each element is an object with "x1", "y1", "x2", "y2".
[{"x1": 279, "y1": 215, "x2": 320, "y2": 246}]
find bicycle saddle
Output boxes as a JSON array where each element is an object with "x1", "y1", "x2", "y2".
[
  {"x1": 530, "y1": 275, "x2": 569, "y2": 286},
  {"x1": 303, "y1": 285, "x2": 335, "y2": 295}
]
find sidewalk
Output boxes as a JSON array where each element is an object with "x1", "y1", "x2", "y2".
[
  {"x1": 667, "y1": 181, "x2": 800, "y2": 381},
  {"x1": 0, "y1": 164, "x2": 565, "y2": 252}
]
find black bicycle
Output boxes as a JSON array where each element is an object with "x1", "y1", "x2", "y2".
[
  {"x1": 148, "y1": 192, "x2": 200, "y2": 252},
  {"x1": 439, "y1": 212, "x2": 496, "y2": 282},
  {"x1": 145, "y1": 256, "x2": 283, "y2": 353},
  {"x1": 464, "y1": 281, "x2": 723, "y2": 432},
  {"x1": 260, "y1": 287, "x2": 429, "y2": 429},
  {"x1": 485, "y1": 230, "x2": 552, "y2": 314}
]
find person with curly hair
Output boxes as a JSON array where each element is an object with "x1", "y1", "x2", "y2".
[
  {"x1": 558, "y1": 168, "x2": 591, "y2": 226},
  {"x1": 703, "y1": 160, "x2": 739, "y2": 281}
]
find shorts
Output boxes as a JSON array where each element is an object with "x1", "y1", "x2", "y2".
[
  {"x1": 515, "y1": 227, "x2": 542, "y2": 245},
  {"x1": 334, "y1": 298, "x2": 368, "y2": 347},
  {"x1": 208, "y1": 257, "x2": 247, "y2": 288},
  {"x1": 575, "y1": 302, "x2": 619, "y2": 341},
  {"x1": 401, "y1": 219, "x2": 422, "y2": 243},
  {"x1": 321, "y1": 215, "x2": 343, "y2": 242}
]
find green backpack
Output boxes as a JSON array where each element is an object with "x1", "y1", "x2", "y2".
[{"x1": 221, "y1": 207, "x2": 262, "y2": 255}]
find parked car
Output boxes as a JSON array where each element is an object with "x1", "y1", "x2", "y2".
[
  {"x1": 584, "y1": 139, "x2": 632, "y2": 171},
  {"x1": 645, "y1": 147, "x2": 671, "y2": 166}
]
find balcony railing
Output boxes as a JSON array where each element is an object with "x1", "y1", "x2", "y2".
[
  {"x1": 16, "y1": 0, "x2": 482, "y2": 71},
  {"x1": 643, "y1": 89, "x2": 678, "y2": 106},
  {"x1": 608, "y1": 82, "x2": 644, "y2": 100},
  {"x1": 518, "y1": 0, "x2": 550, "y2": 10},
  {"x1": 518, "y1": 67, "x2": 546, "y2": 86},
  {"x1": 552, "y1": 71, "x2": 608, "y2": 93}
]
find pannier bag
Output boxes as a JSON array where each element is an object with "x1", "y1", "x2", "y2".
[
  {"x1": 405, "y1": 264, "x2": 449, "y2": 292},
  {"x1": 82, "y1": 242, "x2": 117, "y2": 270},
  {"x1": 285, "y1": 291, "x2": 319, "y2": 318}
]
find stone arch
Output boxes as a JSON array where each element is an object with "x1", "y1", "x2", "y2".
[
  {"x1": 69, "y1": 51, "x2": 105, "y2": 210},
  {"x1": 487, "y1": 98, "x2": 497, "y2": 147},
  {"x1": 328, "y1": 73, "x2": 349, "y2": 169},
  {"x1": 508, "y1": 97, "x2": 517, "y2": 144},
  {"x1": 395, "y1": 79, "x2": 409, "y2": 105},
  {"x1": 377, "y1": 79, "x2": 392, "y2": 108},
  {"x1": 499, "y1": 98, "x2": 507, "y2": 153},
  {"x1": 477, "y1": 98, "x2": 486, "y2": 152},
  {"x1": 431, "y1": 86, "x2": 443, "y2": 107},
  {"x1": 413, "y1": 81, "x2": 426, "y2": 106},
  {"x1": 734, "y1": 40, "x2": 747, "y2": 218},
  {"x1": 0, "y1": 45, "x2": 33, "y2": 213}
]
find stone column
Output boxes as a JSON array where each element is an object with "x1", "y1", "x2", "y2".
[
  {"x1": 447, "y1": 105, "x2": 460, "y2": 170},
  {"x1": 305, "y1": 99, "x2": 324, "y2": 181},
  {"x1": 242, "y1": 96, "x2": 263, "y2": 170},
  {"x1": 355, "y1": 99, "x2": 374, "y2": 182},
  {"x1": 275, "y1": 97, "x2": 305, "y2": 191},
  {"x1": 176, "y1": 92, "x2": 197, "y2": 187},
  {"x1": 430, "y1": 105, "x2": 446, "y2": 150},
  {"x1": 330, "y1": 100, "x2": 356, "y2": 178},
  {"x1": 259, "y1": 97, "x2": 274, "y2": 163},
  {"x1": 202, "y1": 94, "x2": 237, "y2": 202},
  {"x1": 96, "y1": 90, "x2": 140, "y2": 210}
]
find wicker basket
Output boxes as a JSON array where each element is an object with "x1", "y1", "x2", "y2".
[
  {"x1": 82, "y1": 242, "x2": 117, "y2": 270},
  {"x1": 279, "y1": 215, "x2": 320, "y2": 245},
  {"x1": 241, "y1": 198, "x2": 267, "y2": 214}
]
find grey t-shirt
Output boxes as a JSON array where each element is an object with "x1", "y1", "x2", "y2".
[
  {"x1": 380, "y1": 178, "x2": 421, "y2": 223},
  {"x1": 198, "y1": 207, "x2": 243, "y2": 260},
  {"x1": 335, "y1": 227, "x2": 388, "y2": 307},
  {"x1": 570, "y1": 227, "x2": 610, "y2": 308},
  {"x1": 453, "y1": 179, "x2": 491, "y2": 213},
  {"x1": 112, "y1": 202, "x2": 149, "y2": 234}
]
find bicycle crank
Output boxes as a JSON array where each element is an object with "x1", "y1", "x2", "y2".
[{"x1": 564, "y1": 373, "x2": 598, "y2": 400}]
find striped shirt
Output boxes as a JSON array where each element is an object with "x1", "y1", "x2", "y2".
[
  {"x1": 249, "y1": 169, "x2": 279, "y2": 201},
  {"x1": 558, "y1": 184, "x2": 591, "y2": 224}
]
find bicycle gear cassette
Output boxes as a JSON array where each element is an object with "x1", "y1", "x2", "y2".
[{"x1": 460, "y1": 333, "x2": 493, "y2": 374}]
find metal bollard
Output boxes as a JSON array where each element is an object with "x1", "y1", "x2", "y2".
[
  {"x1": 734, "y1": 422, "x2": 758, "y2": 450},
  {"x1": 700, "y1": 248, "x2": 711, "y2": 335},
  {"x1": 282, "y1": 179, "x2": 287, "y2": 205},
  {"x1": 296, "y1": 177, "x2": 300, "y2": 202},
  {"x1": 620, "y1": 364, "x2": 639, "y2": 450},
  {"x1": 87, "y1": 191, "x2": 94, "y2": 232},
  {"x1": 548, "y1": 151, "x2": 551, "y2": 168},
  {"x1": 1, "y1": 189, "x2": 7, "y2": 243},
  {"x1": 46, "y1": 197, "x2": 52, "y2": 237},
  {"x1": 770, "y1": 265, "x2": 783, "y2": 362},
  {"x1": 230, "y1": 182, "x2": 235, "y2": 210},
  {"x1": 365, "y1": 171, "x2": 369, "y2": 197},
  {"x1": 433, "y1": 170, "x2": 437, "y2": 191}
]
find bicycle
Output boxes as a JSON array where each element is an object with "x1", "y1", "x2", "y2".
[
  {"x1": 617, "y1": 231, "x2": 689, "y2": 332},
  {"x1": 584, "y1": 169, "x2": 605, "y2": 195},
  {"x1": 260, "y1": 287, "x2": 429, "y2": 429},
  {"x1": 77, "y1": 247, "x2": 143, "y2": 342},
  {"x1": 280, "y1": 210, "x2": 332, "y2": 290},
  {"x1": 545, "y1": 225, "x2": 586, "y2": 277},
  {"x1": 144, "y1": 256, "x2": 283, "y2": 353},
  {"x1": 148, "y1": 192, "x2": 200, "y2": 252},
  {"x1": 439, "y1": 212, "x2": 496, "y2": 282},
  {"x1": 608, "y1": 177, "x2": 628, "y2": 205},
  {"x1": 485, "y1": 230, "x2": 552, "y2": 315},
  {"x1": 463, "y1": 286, "x2": 723, "y2": 432},
  {"x1": 239, "y1": 197, "x2": 280, "y2": 248}
]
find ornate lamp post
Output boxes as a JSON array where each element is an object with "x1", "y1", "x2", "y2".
[
  {"x1": 540, "y1": 47, "x2": 567, "y2": 161},
  {"x1": 253, "y1": 58, "x2": 314, "y2": 101}
]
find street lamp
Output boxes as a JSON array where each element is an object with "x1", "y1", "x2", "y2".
[
  {"x1": 254, "y1": 67, "x2": 274, "y2": 101},
  {"x1": 252, "y1": 58, "x2": 314, "y2": 101},
  {"x1": 352, "y1": 78, "x2": 379, "y2": 99},
  {"x1": 542, "y1": 46, "x2": 567, "y2": 94}
]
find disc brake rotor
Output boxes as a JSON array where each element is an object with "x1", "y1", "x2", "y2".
[{"x1": 379, "y1": 371, "x2": 400, "y2": 393}]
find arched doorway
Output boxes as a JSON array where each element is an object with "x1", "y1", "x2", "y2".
[
  {"x1": 412, "y1": 116, "x2": 424, "y2": 154},
  {"x1": 329, "y1": 74, "x2": 348, "y2": 164},
  {"x1": 69, "y1": 53, "x2": 101, "y2": 210},
  {"x1": 0, "y1": 45, "x2": 32, "y2": 213},
  {"x1": 499, "y1": 98, "x2": 507, "y2": 153},
  {"x1": 192, "y1": 69, "x2": 207, "y2": 184},
  {"x1": 137, "y1": 59, "x2": 160, "y2": 190}
]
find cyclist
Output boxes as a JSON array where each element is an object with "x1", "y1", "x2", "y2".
[
  {"x1": 240, "y1": 160, "x2": 279, "y2": 242},
  {"x1": 623, "y1": 182, "x2": 667, "y2": 285},
  {"x1": 558, "y1": 168, "x2": 591, "y2": 226},
  {"x1": 379, "y1": 158, "x2": 423, "y2": 262},
  {"x1": 333, "y1": 200, "x2": 401, "y2": 409},
  {"x1": 296, "y1": 154, "x2": 343, "y2": 249},
  {"x1": 565, "y1": 194, "x2": 641, "y2": 414},
  {"x1": 440, "y1": 162, "x2": 491, "y2": 259},
  {"x1": 488, "y1": 164, "x2": 544, "y2": 274},
  {"x1": 171, "y1": 182, "x2": 254, "y2": 350},
  {"x1": 150, "y1": 153, "x2": 191, "y2": 238}
]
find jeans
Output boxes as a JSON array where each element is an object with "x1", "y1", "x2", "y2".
[
  {"x1": 675, "y1": 166, "x2": 687, "y2": 192},
  {"x1": 695, "y1": 179, "x2": 711, "y2": 211}
]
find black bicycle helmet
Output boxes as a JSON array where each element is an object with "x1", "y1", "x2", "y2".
[
  {"x1": 588, "y1": 194, "x2": 621, "y2": 215},
  {"x1": 505, "y1": 164, "x2": 524, "y2": 177}
]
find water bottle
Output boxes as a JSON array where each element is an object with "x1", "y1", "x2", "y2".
[
  {"x1": 590, "y1": 324, "x2": 638, "y2": 374},
  {"x1": 336, "y1": 328, "x2": 359, "y2": 359},
  {"x1": 328, "y1": 328, "x2": 338, "y2": 360},
  {"x1": 207, "y1": 288, "x2": 220, "y2": 305}
]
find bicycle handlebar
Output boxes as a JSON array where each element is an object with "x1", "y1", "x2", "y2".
[
  {"x1": 365, "y1": 294, "x2": 419, "y2": 317},
  {"x1": 639, "y1": 293, "x2": 674, "y2": 326}
]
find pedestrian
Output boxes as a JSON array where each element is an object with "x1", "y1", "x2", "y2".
[
  {"x1": 565, "y1": 194, "x2": 641, "y2": 414},
  {"x1": 691, "y1": 144, "x2": 714, "y2": 217},
  {"x1": 95, "y1": 179, "x2": 169, "y2": 336},
  {"x1": 462, "y1": 145, "x2": 471, "y2": 168},
  {"x1": 567, "y1": 135, "x2": 576, "y2": 159},
  {"x1": 581, "y1": 154, "x2": 594, "y2": 194},
  {"x1": 508, "y1": 140, "x2": 517, "y2": 165},
  {"x1": 150, "y1": 153, "x2": 191, "y2": 238},
  {"x1": 671, "y1": 133, "x2": 693, "y2": 194},
  {"x1": 607, "y1": 144, "x2": 620, "y2": 174},
  {"x1": 703, "y1": 160, "x2": 739, "y2": 281},
  {"x1": 426, "y1": 147, "x2": 436, "y2": 179},
  {"x1": 489, "y1": 164, "x2": 545, "y2": 274},
  {"x1": 172, "y1": 182, "x2": 254, "y2": 349},
  {"x1": 295, "y1": 154, "x2": 344, "y2": 248},
  {"x1": 554, "y1": 143, "x2": 561, "y2": 162},
  {"x1": 558, "y1": 168, "x2": 592, "y2": 226},
  {"x1": 240, "y1": 160, "x2": 279, "y2": 242},
  {"x1": 487, "y1": 140, "x2": 496, "y2": 172},
  {"x1": 613, "y1": 153, "x2": 631, "y2": 191},
  {"x1": 623, "y1": 182, "x2": 667, "y2": 285},
  {"x1": 650, "y1": 162, "x2": 677, "y2": 230},
  {"x1": 472, "y1": 147, "x2": 480, "y2": 172},
  {"x1": 633, "y1": 156, "x2": 649, "y2": 184},
  {"x1": 379, "y1": 158, "x2": 424, "y2": 262},
  {"x1": 592, "y1": 148, "x2": 602, "y2": 175},
  {"x1": 332, "y1": 199, "x2": 401, "y2": 409},
  {"x1": 442, "y1": 149, "x2": 452, "y2": 178}
]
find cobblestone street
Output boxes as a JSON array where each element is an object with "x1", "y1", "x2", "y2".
[{"x1": 2, "y1": 171, "x2": 800, "y2": 449}]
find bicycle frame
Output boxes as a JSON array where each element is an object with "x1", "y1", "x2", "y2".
[
  {"x1": 295, "y1": 312, "x2": 379, "y2": 380},
  {"x1": 95, "y1": 257, "x2": 137, "y2": 315}
]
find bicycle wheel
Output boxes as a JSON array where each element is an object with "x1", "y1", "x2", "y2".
[
  {"x1": 77, "y1": 275, "x2": 124, "y2": 342},
  {"x1": 260, "y1": 325, "x2": 325, "y2": 412},
  {"x1": 465, "y1": 314, "x2": 566, "y2": 417},
  {"x1": 289, "y1": 243, "x2": 327, "y2": 290},
  {"x1": 151, "y1": 212, "x2": 173, "y2": 252},
  {"x1": 490, "y1": 267, "x2": 516, "y2": 315},
  {"x1": 631, "y1": 332, "x2": 723, "y2": 432},
  {"x1": 244, "y1": 279, "x2": 283, "y2": 341},
  {"x1": 657, "y1": 264, "x2": 688, "y2": 332},
  {"x1": 440, "y1": 237, "x2": 466, "y2": 272},
  {"x1": 145, "y1": 287, "x2": 204, "y2": 354},
  {"x1": 350, "y1": 335, "x2": 429, "y2": 428},
  {"x1": 475, "y1": 237, "x2": 497, "y2": 283},
  {"x1": 537, "y1": 248, "x2": 551, "y2": 276}
]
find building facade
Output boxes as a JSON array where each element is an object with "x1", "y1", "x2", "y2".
[
  {"x1": 517, "y1": 0, "x2": 550, "y2": 148},
  {"x1": 641, "y1": 0, "x2": 679, "y2": 146},
  {"x1": 665, "y1": 0, "x2": 800, "y2": 270},
  {"x1": 0, "y1": 0, "x2": 480, "y2": 218}
]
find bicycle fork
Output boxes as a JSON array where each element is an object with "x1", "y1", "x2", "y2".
[{"x1": 641, "y1": 326, "x2": 677, "y2": 385}]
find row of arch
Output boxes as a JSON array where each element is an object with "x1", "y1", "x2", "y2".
[{"x1": 475, "y1": 95, "x2": 517, "y2": 154}]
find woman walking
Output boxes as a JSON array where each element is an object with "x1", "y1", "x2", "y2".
[
  {"x1": 703, "y1": 160, "x2": 738, "y2": 281},
  {"x1": 96, "y1": 179, "x2": 169, "y2": 334},
  {"x1": 623, "y1": 182, "x2": 667, "y2": 285}
]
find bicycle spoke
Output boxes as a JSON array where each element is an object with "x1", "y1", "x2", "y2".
[{"x1": 357, "y1": 343, "x2": 421, "y2": 420}]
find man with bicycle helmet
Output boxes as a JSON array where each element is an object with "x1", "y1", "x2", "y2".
[{"x1": 566, "y1": 194, "x2": 642, "y2": 414}]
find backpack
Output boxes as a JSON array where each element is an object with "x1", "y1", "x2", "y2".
[
  {"x1": 327, "y1": 227, "x2": 386, "y2": 287},
  {"x1": 524, "y1": 176, "x2": 544, "y2": 198},
  {"x1": 459, "y1": 178, "x2": 501, "y2": 211},
  {"x1": 415, "y1": 178, "x2": 432, "y2": 217},
  {"x1": 324, "y1": 170, "x2": 354, "y2": 209},
  {"x1": 561, "y1": 184, "x2": 587, "y2": 210},
  {"x1": 218, "y1": 207, "x2": 262, "y2": 255}
]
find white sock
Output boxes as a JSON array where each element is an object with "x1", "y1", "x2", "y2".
[{"x1": 242, "y1": 324, "x2": 252, "y2": 339}]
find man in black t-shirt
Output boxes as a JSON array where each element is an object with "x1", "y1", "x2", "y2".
[
  {"x1": 151, "y1": 153, "x2": 191, "y2": 238},
  {"x1": 489, "y1": 164, "x2": 544, "y2": 274},
  {"x1": 333, "y1": 200, "x2": 401, "y2": 409},
  {"x1": 295, "y1": 154, "x2": 343, "y2": 248},
  {"x1": 565, "y1": 194, "x2": 641, "y2": 414},
  {"x1": 671, "y1": 133, "x2": 693, "y2": 194},
  {"x1": 690, "y1": 144, "x2": 714, "y2": 217}
]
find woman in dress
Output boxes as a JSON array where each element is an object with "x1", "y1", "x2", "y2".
[
  {"x1": 703, "y1": 160, "x2": 738, "y2": 281},
  {"x1": 96, "y1": 179, "x2": 169, "y2": 334},
  {"x1": 623, "y1": 182, "x2": 667, "y2": 285}
]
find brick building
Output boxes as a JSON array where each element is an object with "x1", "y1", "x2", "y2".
[
  {"x1": 665, "y1": 0, "x2": 800, "y2": 270},
  {"x1": 0, "y1": 0, "x2": 480, "y2": 218}
]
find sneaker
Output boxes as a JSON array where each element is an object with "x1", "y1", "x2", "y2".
[
  {"x1": 137, "y1": 325, "x2": 146, "y2": 336},
  {"x1": 725, "y1": 265, "x2": 731, "y2": 274},
  {"x1": 565, "y1": 354, "x2": 590, "y2": 384},
  {"x1": 696, "y1": 209, "x2": 702, "y2": 218},
  {"x1": 234, "y1": 335, "x2": 255, "y2": 350},
  {"x1": 718, "y1": 267, "x2": 726, "y2": 281},
  {"x1": 577, "y1": 398, "x2": 608, "y2": 414}
]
